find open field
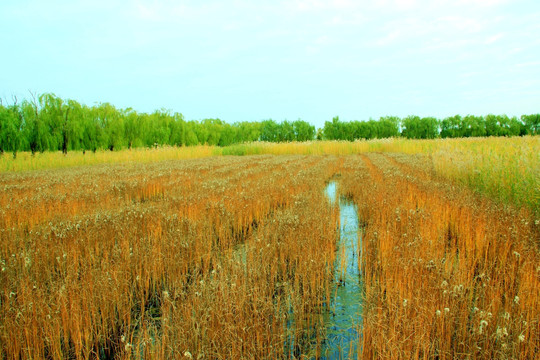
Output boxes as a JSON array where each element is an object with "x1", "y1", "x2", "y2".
[
  {"x1": 340, "y1": 153, "x2": 538, "y2": 359},
  {"x1": 0, "y1": 137, "x2": 539, "y2": 359},
  {"x1": 2, "y1": 137, "x2": 538, "y2": 215},
  {"x1": 1, "y1": 156, "x2": 342, "y2": 359}
]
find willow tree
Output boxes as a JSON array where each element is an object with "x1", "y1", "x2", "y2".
[
  {"x1": 0, "y1": 101, "x2": 22, "y2": 157},
  {"x1": 21, "y1": 96, "x2": 49, "y2": 154},
  {"x1": 522, "y1": 114, "x2": 540, "y2": 135}
]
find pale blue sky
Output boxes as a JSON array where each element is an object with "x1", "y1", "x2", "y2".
[{"x1": 1, "y1": 0, "x2": 539, "y2": 128}]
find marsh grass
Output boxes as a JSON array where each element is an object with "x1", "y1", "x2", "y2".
[
  {"x1": 3, "y1": 137, "x2": 537, "y2": 215},
  {"x1": 1, "y1": 138, "x2": 538, "y2": 359},
  {"x1": 340, "y1": 152, "x2": 539, "y2": 359},
  {"x1": 430, "y1": 137, "x2": 539, "y2": 214},
  {"x1": 0, "y1": 145, "x2": 219, "y2": 172},
  {"x1": 0, "y1": 155, "x2": 341, "y2": 359}
]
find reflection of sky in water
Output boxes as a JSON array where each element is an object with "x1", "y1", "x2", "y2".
[
  {"x1": 320, "y1": 181, "x2": 362, "y2": 359},
  {"x1": 325, "y1": 181, "x2": 338, "y2": 206}
]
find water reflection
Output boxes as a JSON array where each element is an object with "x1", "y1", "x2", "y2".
[{"x1": 320, "y1": 181, "x2": 362, "y2": 359}]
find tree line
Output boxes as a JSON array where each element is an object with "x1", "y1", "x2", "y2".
[
  {"x1": 322, "y1": 114, "x2": 539, "y2": 140},
  {"x1": 0, "y1": 93, "x2": 315, "y2": 157},
  {"x1": 0, "y1": 93, "x2": 538, "y2": 157}
]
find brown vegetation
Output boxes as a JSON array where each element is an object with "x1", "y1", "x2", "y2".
[
  {"x1": 340, "y1": 153, "x2": 539, "y2": 359},
  {"x1": 1, "y1": 152, "x2": 538, "y2": 359},
  {"x1": 0, "y1": 156, "x2": 340, "y2": 359}
]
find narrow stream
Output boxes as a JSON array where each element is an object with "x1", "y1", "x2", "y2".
[
  {"x1": 234, "y1": 181, "x2": 363, "y2": 359},
  {"x1": 320, "y1": 181, "x2": 363, "y2": 359}
]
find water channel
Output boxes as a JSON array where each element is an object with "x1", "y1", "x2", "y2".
[
  {"x1": 236, "y1": 181, "x2": 363, "y2": 359},
  {"x1": 319, "y1": 181, "x2": 363, "y2": 359}
]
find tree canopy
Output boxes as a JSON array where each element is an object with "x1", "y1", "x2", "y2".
[{"x1": 0, "y1": 93, "x2": 537, "y2": 157}]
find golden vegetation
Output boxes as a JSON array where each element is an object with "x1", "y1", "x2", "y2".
[
  {"x1": 430, "y1": 136, "x2": 539, "y2": 213},
  {"x1": 0, "y1": 156, "x2": 340, "y2": 359},
  {"x1": 0, "y1": 145, "x2": 219, "y2": 173},
  {"x1": 3, "y1": 136, "x2": 537, "y2": 213},
  {"x1": 340, "y1": 153, "x2": 538, "y2": 359},
  {"x1": 1, "y1": 137, "x2": 538, "y2": 359}
]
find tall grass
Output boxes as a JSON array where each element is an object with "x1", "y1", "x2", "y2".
[
  {"x1": 0, "y1": 138, "x2": 430, "y2": 172},
  {"x1": 0, "y1": 155, "x2": 340, "y2": 359},
  {"x1": 430, "y1": 137, "x2": 539, "y2": 214},
  {"x1": 340, "y1": 152, "x2": 539, "y2": 359},
  {"x1": 1, "y1": 151, "x2": 538, "y2": 358},
  {"x1": 3, "y1": 136, "x2": 537, "y2": 214},
  {"x1": 0, "y1": 145, "x2": 219, "y2": 172}
]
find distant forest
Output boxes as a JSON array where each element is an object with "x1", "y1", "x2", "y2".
[{"x1": 0, "y1": 93, "x2": 538, "y2": 156}]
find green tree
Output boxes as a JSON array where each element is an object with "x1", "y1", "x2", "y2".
[
  {"x1": 401, "y1": 115, "x2": 421, "y2": 139},
  {"x1": 218, "y1": 123, "x2": 235, "y2": 146},
  {"x1": 0, "y1": 103, "x2": 6, "y2": 154},
  {"x1": 440, "y1": 115, "x2": 462, "y2": 138},
  {"x1": 38, "y1": 93, "x2": 65, "y2": 151},
  {"x1": 234, "y1": 121, "x2": 261, "y2": 143},
  {"x1": 202, "y1": 119, "x2": 223, "y2": 146},
  {"x1": 95, "y1": 103, "x2": 124, "y2": 150},
  {"x1": 508, "y1": 116, "x2": 523, "y2": 136},
  {"x1": 63, "y1": 99, "x2": 85, "y2": 152},
  {"x1": 401, "y1": 116, "x2": 439, "y2": 139},
  {"x1": 521, "y1": 114, "x2": 540, "y2": 135},
  {"x1": 81, "y1": 107, "x2": 100, "y2": 153},
  {"x1": 461, "y1": 115, "x2": 485, "y2": 137},
  {"x1": 185, "y1": 121, "x2": 199, "y2": 146},
  {"x1": 146, "y1": 110, "x2": 172, "y2": 147},
  {"x1": 123, "y1": 108, "x2": 142, "y2": 149},
  {"x1": 0, "y1": 101, "x2": 22, "y2": 157},
  {"x1": 366, "y1": 120, "x2": 379, "y2": 139},
  {"x1": 292, "y1": 119, "x2": 315, "y2": 141},
  {"x1": 322, "y1": 116, "x2": 342, "y2": 140},
  {"x1": 278, "y1": 120, "x2": 295, "y2": 142},
  {"x1": 22, "y1": 96, "x2": 49, "y2": 154},
  {"x1": 352, "y1": 121, "x2": 374, "y2": 140},
  {"x1": 316, "y1": 128, "x2": 323, "y2": 140},
  {"x1": 377, "y1": 116, "x2": 400, "y2": 138},
  {"x1": 169, "y1": 113, "x2": 186, "y2": 146},
  {"x1": 260, "y1": 119, "x2": 280, "y2": 142}
]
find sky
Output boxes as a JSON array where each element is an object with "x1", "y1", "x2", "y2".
[{"x1": 1, "y1": 0, "x2": 539, "y2": 128}]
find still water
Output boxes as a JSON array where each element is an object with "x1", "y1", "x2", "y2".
[{"x1": 319, "y1": 181, "x2": 363, "y2": 359}]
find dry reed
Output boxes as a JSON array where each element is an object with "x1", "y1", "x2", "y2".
[
  {"x1": 0, "y1": 155, "x2": 339, "y2": 359},
  {"x1": 339, "y1": 153, "x2": 538, "y2": 359},
  {"x1": 1, "y1": 140, "x2": 538, "y2": 359}
]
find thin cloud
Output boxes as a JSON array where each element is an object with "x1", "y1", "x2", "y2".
[
  {"x1": 515, "y1": 61, "x2": 540, "y2": 68},
  {"x1": 485, "y1": 33, "x2": 504, "y2": 44},
  {"x1": 0, "y1": 0, "x2": 538, "y2": 125}
]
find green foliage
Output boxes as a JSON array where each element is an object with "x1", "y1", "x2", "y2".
[
  {"x1": 65, "y1": 99, "x2": 85, "y2": 151},
  {"x1": 0, "y1": 102, "x2": 22, "y2": 157},
  {"x1": 323, "y1": 116, "x2": 344, "y2": 140},
  {"x1": 324, "y1": 116, "x2": 399, "y2": 140},
  {"x1": 461, "y1": 115, "x2": 486, "y2": 137},
  {"x1": 293, "y1": 119, "x2": 316, "y2": 141},
  {"x1": 401, "y1": 116, "x2": 439, "y2": 139},
  {"x1": 124, "y1": 109, "x2": 141, "y2": 149},
  {"x1": 260, "y1": 119, "x2": 280, "y2": 142},
  {"x1": 185, "y1": 123, "x2": 199, "y2": 146},
  {"x1": 522, "y1": 114, "x2": 540, "y2": 135},
  {"x1": 38, "y1": 93, "x2": 64, "y2": 151},
  {"x1": 441, "y1": 115, "x2": 462, "y2": 138},
  {"x1": 325, "y1": 113, "x2": 536, "y2": 141},
  {"x1": 0, "y1": 93, "x2": 537, "y2": 154},
  {"x1": 234, "y1": 121, "x2": 262, "y2": 143},
  {"x1": 21, "y1": 97, "x2": 49, "y2": 154},
  {"x1": 377, "y1": 116, "x2": 400, "y2": 138},
  {"x1": 259, "y1": 119, "x2": 314, "y2": 142}
]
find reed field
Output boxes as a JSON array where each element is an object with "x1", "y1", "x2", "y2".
[
  {"x1": 1, "y1": 136, "x2": 537, "y2": 215},
  {"x1": 339, "y1": 153, "x2": 538, "y2": 359},
  {"x1": 0, "y1": 137, "x2": 538, "y2": 359}
]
